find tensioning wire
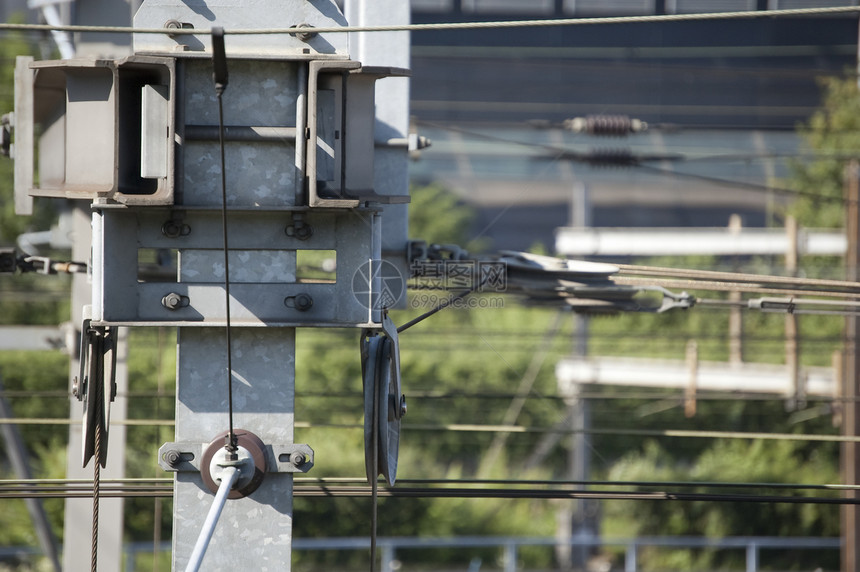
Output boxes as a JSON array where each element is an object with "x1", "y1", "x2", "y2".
[
  {"x1": 1, "y1": 6, "x2": 860, "y2": 36},
  {"x1": 212, "y1": 26, "x2": 238, "y2": 455}
]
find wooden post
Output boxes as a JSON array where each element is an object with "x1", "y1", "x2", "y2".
[{"x1": 785, "y1": 215, "x2": 802, "y2": 408}]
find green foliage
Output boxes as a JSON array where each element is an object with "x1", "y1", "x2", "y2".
[
  {"x1": 0, "y1": 351, "x2": 67, "y2": 555},
  {"x1": 409, "y1": 183, "x2": 485, "y2": 251},
  {"x1": 605, "y1": 437, "x2": 839, "y2": 570},
  {"x1": 789, "y1": 76, "x2": 860, "y2": 229}
]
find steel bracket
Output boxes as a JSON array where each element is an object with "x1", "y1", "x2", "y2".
[{"x1": 158, "y1": 441, "x2": 314, "y2": 474}]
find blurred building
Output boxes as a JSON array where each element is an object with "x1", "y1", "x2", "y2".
[{"x1": 402, "y1": 0, "x2": 859, "y2": 250}]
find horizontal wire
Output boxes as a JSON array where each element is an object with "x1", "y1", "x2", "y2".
[
  {"x1": 617, "y1": 263, "x2": 859, "y2": 290},
  {"x1": 0, "y1": 482, "x2": 851, "y2": 504},
  {"x1": 0, "y1": 388, "x2": 847, "y2": 403},
  {"x1": 0, "y1": 418, "x2": 847, "y2": 442},
  {"x1": 0, "y1": 417, "x2": 175, "y2": 426},
  {"x1": 615, "y1": 276, "x2": 860, "y2": 300},
  {"x1": 4, "y1": 476, "x2": 851, "y2": 491},
  {"x1": 413, "y1": 120, "x2": 852, "y2": 205},
  {"x1": 0, "y1": 6, "x2": 858, "y2": 37}
]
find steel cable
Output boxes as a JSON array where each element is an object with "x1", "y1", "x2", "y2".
[{"x1": 1, "y1": 6, "x2": 859, "y2": 36}]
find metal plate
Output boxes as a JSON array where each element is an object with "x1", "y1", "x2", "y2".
[{"x1": 81, "y1": 325, "x2": 115, "y2": 468}]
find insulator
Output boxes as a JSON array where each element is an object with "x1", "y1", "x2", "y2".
[
  {"x1": 585, "y1": 148, "x2": 637, "y2": 167},
  {"x1": 564, "y1": 115, "x2": 647, "y2": 137}
]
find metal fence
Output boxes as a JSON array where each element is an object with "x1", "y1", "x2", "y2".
[{"x1": 0, "y1": 535, "x2": 841, "y2": 571}]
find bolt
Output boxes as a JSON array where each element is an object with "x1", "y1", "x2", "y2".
[
  {"x1": 290, "y1": 453, "x2": 306, "y2": 468},
  {"x1": 161, "y1": 220, "x2": 187, "y2": 239},
  {"x1": 164, "y1": 449, "x2": 182, "y2": 467},
  {"x1": 292, "y1": 23, "x2": 317, "y2": 43},
  {"x1": 285, "y1": 293, "x2": 313, "y2": 312},
  {"x1": 285, "y1": 222, "x2": 313, "y2": 240},
  {"x1": 162, "y1": 293, "x2": 184, "y2": 310},
  {"x1": 399, "y1": 395, "x2": 407, "y2": 417},
  {"x1": 295, "y1": 293, "x2": 313, "y2": 311},
  {"x1": 71, "y1": 377, "x2": 80, "y2": 400}
]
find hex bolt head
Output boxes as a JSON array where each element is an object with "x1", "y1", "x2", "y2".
[
  {"x1": 399, "y1": 395, "x2": 407, "y2": 417},
  {"x1": 162, "y1": 293, "x2": 183, "y2": 310},
  {"x1": 295, "y1": 293, "x2": 313, "y2": 311},
  {"x1": 285, "y1": 293, "x2": 313, "y2": 312},
  {"x1": 290, "y1": 453, "x2": 306, "y2": 468},
  {"x1": 285, "y1": 222, "x2": 313, "y2": 240},
  {"x1": 292, "y1": 23, "x2": 317, "y2": 43},
  {"x1": 164, "y1": 449, "x2": 182, "y2": 467},
  {"x1": 161, "y1": 219, "x2": 191, "y2": 238}
]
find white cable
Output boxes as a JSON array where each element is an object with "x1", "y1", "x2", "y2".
[{"x1": 184, "y1": 467, "x2": 239, "y2": 572}]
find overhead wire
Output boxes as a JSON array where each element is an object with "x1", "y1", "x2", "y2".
[
  {"x1": 414, "y1": 119, "x2": 851, "y2": 205},
  {"x1": 1, "y1": 5, "x2": 860, "y2": 35},
  {"x1": 0, "y1": 416, "x2": 848, "y2": 441},
  {"x1": 0, "y1": 479, "x2": 855, "y2": 505},
  {"x1": 0, "y1": 4, "x2": 856, "y2": 539}
]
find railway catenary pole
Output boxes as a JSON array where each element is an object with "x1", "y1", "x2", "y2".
[{"x1": 10, "y1": 0, "x2": 411, "y2": 569}]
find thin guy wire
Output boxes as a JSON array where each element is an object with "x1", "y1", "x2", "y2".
[
  {"x1": 215, "y1": 65, "x2": 237, "y2": 454},
  {"x1": 1, "y1": 6, "x2": 859, "y2": 35},
  {"x1": 397, "y1": 282, "x2": 485, "y2": 333}
]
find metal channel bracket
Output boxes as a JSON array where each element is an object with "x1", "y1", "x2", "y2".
[{"x1": 158, "y1": 441, "x2": 314, "y2": 474}]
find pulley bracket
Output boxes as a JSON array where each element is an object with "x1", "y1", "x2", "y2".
[
  {"x1": 75, "y1": 318, "x2": 117, "y2": 468},
  {"x1": 361, "y1": 313, "x2": 405, "y2": 486}
]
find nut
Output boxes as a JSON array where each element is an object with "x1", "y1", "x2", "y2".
[
  {"x1": 290, "y1": 453, "x2": 305, "y2": 468},
  {"x1": 164, "y1": 449, "x2": 182, "y2": 467},
  {"x1": 162, "y1": 293, "x2": 184, "y2": 310},
  {"x1": 284, "y1": 293, "x2": 313, "y2": 312}
]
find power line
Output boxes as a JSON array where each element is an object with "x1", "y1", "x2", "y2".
[
  {"x1": 0, "y1": 417, "x2": 847, "y2": 442},
  {"x1": 1, "y1": 6, "x2": 859, "y2": 36},
  {"x1": 0, "y1": 481, "x2": 852, "y2": 505}
]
